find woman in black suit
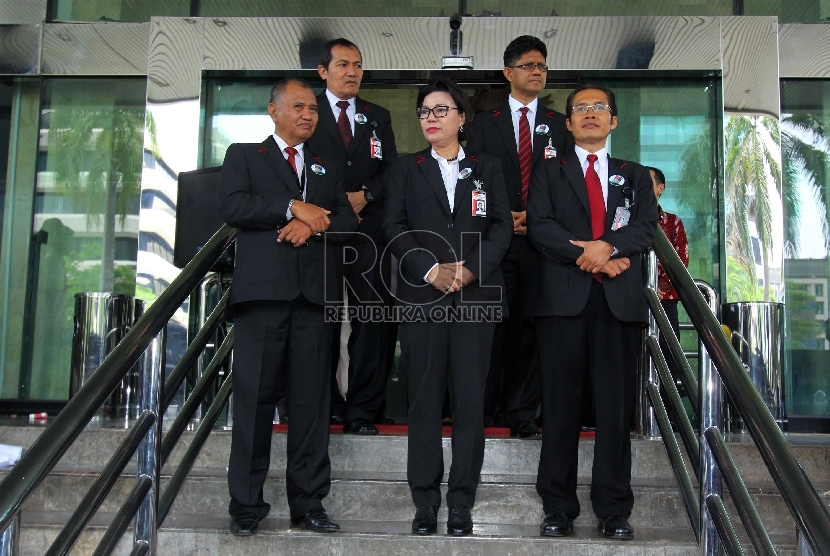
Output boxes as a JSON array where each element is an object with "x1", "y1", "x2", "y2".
[{"x1": 383, "y1": 77, "x2": 512, "y2": 537}]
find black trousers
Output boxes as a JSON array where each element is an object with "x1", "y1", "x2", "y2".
[
  {"x1": 330, "y1": 235, "x2": 394, "y2": 422},
  {"x1": 400, "y1": 318, "x2": 496, "y2": 508},
  {"x1": 228, "y1": 297, "x2": 332, "y2": 521},
  {"x1": 535, "y1": 281, "x2": 640, "y2": 519},
  {"x1": 484, "y1": 240, "x2": 541, "y2": 428}
]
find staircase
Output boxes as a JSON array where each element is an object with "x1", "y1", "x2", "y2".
[{"x1": 3, "y1": 423, "x2": 828, "y2": 555}]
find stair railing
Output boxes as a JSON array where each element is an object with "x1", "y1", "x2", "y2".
[
  {"x1": 0, "y1": 224, "x2": 237, "y2": 556},
  {"x1": 644, "y1": 227, "x2": 830, "y2": 555}
]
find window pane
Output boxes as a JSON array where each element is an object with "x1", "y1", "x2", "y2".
[
  {"x1": 21, "y1": 78, "x2": 147, "y2": 400},
  {"x1": 51, "y1": 0, "x2": 188, "y2": 22},
  {"x1": 781, "y1": 79, "x2": 830, "y2": 422}
]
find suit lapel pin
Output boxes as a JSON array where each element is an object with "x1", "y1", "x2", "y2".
[
  {"x1": 546, "y1": 111, "x2": 554, "y2": 118},
  {"x1": 493, "y1": 109, "x2": 501, "y2": 117},
  {"x1": 459, "y1": 168, "x2": 473, "y2": 180},
  {"x1": 355, "y1": 113, "x2": 368, "y2": 124},
  {"x1": 535, "y1": 124, "x2": 550, "y2": 135},
  {"x1": 609, "y1": 174, "x2": 625, "y2": 187},
  {"x1": 258, "y1": 146, "x2": 267, "y2": 153},
  {"x1": 417, "y1": 155, "x2": 426, "y2": 164},
  {"x1": 311, "y1": 164, "x2": 326, "y2": 175}
]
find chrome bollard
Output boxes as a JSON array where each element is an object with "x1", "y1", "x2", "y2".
[
  {"x1": 134, "y1": 327, "x2": 166, "y2": 555},
  {"x1": 696, "y1": 280, "x2": 722, "y2": 556},
  {"x1": 0, "y1": 511, "x2": 19, "y2": 556},
  {"x1": 636, "y1": 249, "x2": 661, "y2": 438}
]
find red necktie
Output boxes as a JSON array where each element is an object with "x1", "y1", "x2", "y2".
[
  {"x1": 518, "y1": 107, "x2": 532, "y2": 208},
  {"x1": 284, "y1": 146, "x2": 299, "y2": 178},
  {"x1": 336, "y1": 100, "x2": 353, "y2": 150},
  {"x1": 586, "y1": 154, "x2": 606, "y2": 282}
]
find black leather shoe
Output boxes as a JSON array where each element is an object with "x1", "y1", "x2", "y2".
[
  {"x1": 540, "y1": 509, "x2": 573, "y2": 537},
  {"x1": 411, "y1": 505, "x2": 438, "y2": 535},
  {"x1": 447, "y1": 505, "x2": 473, "y2": 536},
  {"x1": 598, "y1": 515, "x2": 634, "y2": 540},
  {"x1": 343, "y1": 418, "x2": 379, "y2": 435},
  {"x1": 511, "y1": 420, "x2": 542, "y2": 439},
  {"x1": 291, "y1": 508, "x2": 340, "y2": 533},
  {"x1": 230, "y1": 512, "x2": 259, "y2": 536},
  {"x1": 330, "y1": 413, "x2": 344, "y2": 426}
]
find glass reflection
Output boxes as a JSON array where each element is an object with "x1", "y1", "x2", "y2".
[
  {"x1": 723, "y1": 114, "x2": 784, "y2": 303},
  {"x1": 22, "y1": 78, "x2": 146, "y2": 400},
  {"x1": 781, "y1": 79, "x2": 830, "y2": 423}
]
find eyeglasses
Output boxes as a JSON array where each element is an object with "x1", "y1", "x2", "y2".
[
  {"x1": 509, "y1": 63, "x2": 548, "y2": 72},
  {"x1": 416, "y1": 105, "x2": 459, "y2": 119},
  {"x1": 571, "y1": 104, "x2": 612, "y2": 114}
]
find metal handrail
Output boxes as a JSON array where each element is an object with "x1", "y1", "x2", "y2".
[
  {"x1": 0, "y1": 224, "x2": 237, "y2": 538},
  {"x1": 705, "y1": 427, "x2": 776, "y2": 556},
  {"x1": 162, "y1": 289, "x2": 229, "y2": 413},
  {"x1": 705, "y1": 495, "x2": 745, "y2": 556},
  {"x1": 44, "y1": 411, "x2": 156, "y2": 556},
  {"x1": 92, "y1": 475, "x2": 153, "y2": 556},
  {"x1": 647, "y1": 383, "x2": 701, "y2": 541},
  {"x1": 652, "y1": 227, "x2": 830, "y2": 554}
]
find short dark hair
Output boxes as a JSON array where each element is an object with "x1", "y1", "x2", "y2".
[
  {"x1": 565, "y1": 82, "x2": 617, "y2": 119},
  {"x1": 648, "y1": 166, "x2": 666, "y2": 186},
  {"x1": 270, "y1": 77, "x2": 312, "y2": 105},
  {"x1": 503, "y1": 35, "x2": 547, "y2": 68},
  {"x1": 416, "y1": 77, "x2": 471, "y2": 142},
  {"x1": 319, "y1": 38, "x2": 361, "y2": 69}
]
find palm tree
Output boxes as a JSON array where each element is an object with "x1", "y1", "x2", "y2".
[
  {"x1": 47, "y1": 109, "x2": 158, "y2": 292},
  {"x1": 723, "y1": 114, "x2": 781, "y2": 302},
  {"x1": 781, "y1": 112, "x2": 830, "y2": 258}
]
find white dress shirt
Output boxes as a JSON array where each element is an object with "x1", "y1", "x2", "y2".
[
  {"x1": 272, "y1": 134, "x2": 306, "y2": 219},
  {"x1": 424, "y1": 146, "x2": 466, "y2": 281},
  {"x1": 508, "y1": 95, "x2": 538, "y2": 151},
  {"x1": 325, "y1": 89, "x2": 356, "y2": 135}
]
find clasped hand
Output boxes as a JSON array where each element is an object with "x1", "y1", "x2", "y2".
[
  {"x1": 570, "y1": 239, "x2": 630, "y2": 278},
  {"x1": 427, "y1": 262, "x2": 477, "y2": 293},
  {"x1": 290, "y1": 200, "x2": 331, "y2": 233}
]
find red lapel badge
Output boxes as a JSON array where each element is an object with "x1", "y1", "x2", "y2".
[
  {"x1": 258, "y1": 146, "x2": 266, "y2": 153},
  {"x1": 546, "y1": 111, "x2": 554, "y2": 118},
  {"x1": 620, "y1": 162, "x2": 626, "y2": 169},
  {"x1": 417, "y1": 155, "x2": 425, "y2": 164},
  {"x1": 561, "y1": 159, "x2": 567, "y2": 165},
  {"x1": 363, "y1": 105, "x2": 370, "y2": 111},
  {"x1": 313, "y1": 154, "x2": 322, "y2": 162},
  {"x1": 493, "y1": 109, "x2": 501, "y2": 117},
  {"x1": 470, "y1": 155, "x2": 478, "y2": 161}
]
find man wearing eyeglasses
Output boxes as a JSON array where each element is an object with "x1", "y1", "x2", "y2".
[
  {"x1": 306, "y1": 38, "x2": 399, "y2": 436},
  {"x1": 466, "y1": 35, "x2": 573, "y2": 440},
  {"x1": 527, "y1": 83, "x2": 657, "y2": 540}
]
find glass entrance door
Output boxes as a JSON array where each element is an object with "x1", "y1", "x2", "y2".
[{"x1": 202, "y1": 71, "x2": 722, "y2": 422}]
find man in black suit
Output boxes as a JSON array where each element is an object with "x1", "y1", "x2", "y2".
[
  {"x1": 527, "y1": 83, "x2": 657, "y2": 540},
  {"x1": 466, "y1": 35, "x2": 573, "y2": 438},
  {"x1": 307, "y1": 38, "x2": 398, "y2": 435},
  {"x1": 220, "y1": 77, "x2": 358, "y2": 536}
]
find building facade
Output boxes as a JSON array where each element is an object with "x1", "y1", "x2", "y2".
[{"x1": 0, "y1": 0, "x2": 829, "y2": 430}]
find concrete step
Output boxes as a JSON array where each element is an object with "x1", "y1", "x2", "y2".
[
  {"x1": 17, "y1": 510, "x2": 806, "y2": 556},
  {"x1": 5, "y1": 425, "x2": 829, "y2": 484},
  {"x1": 17, "y1": 465, "x2": 827, "y2": 535}
]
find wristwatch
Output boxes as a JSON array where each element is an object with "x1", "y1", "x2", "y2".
[{"x1": 361, "y1": 185, "x2": 375, "y2": 204}]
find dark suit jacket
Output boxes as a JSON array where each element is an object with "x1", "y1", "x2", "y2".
[
  {"x1": 219, "y1": 136, "x2": 359, "y2": 307},
  {"x1": 526, "y1": 153, "x2": 658, "y2": 323},
  {"x1": 466, "y1": 101, "x2": 573, "y2": 214},
  {"x1": 306, "y1": 93, "x2": 397, "y2": 244},
  {"x1": 383, "y1": 147, "x2": 513, "y2": 311}
]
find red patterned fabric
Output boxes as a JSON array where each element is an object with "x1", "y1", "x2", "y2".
[{"x1": 657, "y1": 206, "x2": 688, "y2": 300}]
